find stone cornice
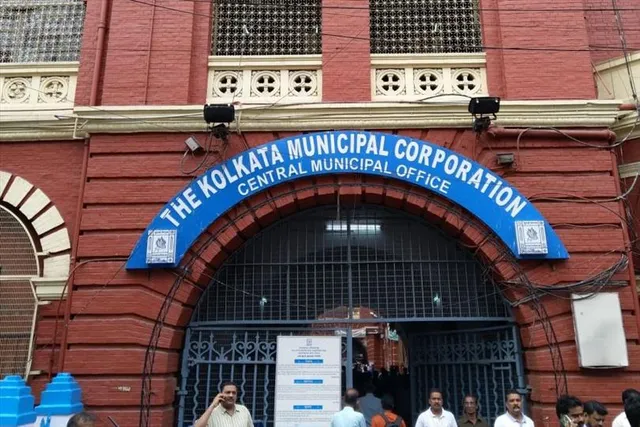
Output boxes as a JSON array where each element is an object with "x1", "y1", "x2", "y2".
[
  {"x1": 611, "y1": 109, "x2": 640, "y2": 142},
  {"x1": 619, "y1": 162, "x2": 640, "y2": 179},
  {"x1": 208, "y1": 54, "x2": 322, "y2": 68},
  {"x1": 0, "y1": 61, "x2": 79, "y2": 75},
  {"x1": 371, "y1": 52, "x2": 487, "y2": 67},
  {"x1": 0, "y1": 100, "x2": 626, "y2": 141},
  {"x1": 594, "y1": 51, "x2": 640, "y2": 72}
]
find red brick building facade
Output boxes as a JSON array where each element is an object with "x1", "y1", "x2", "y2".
[{"x1": 1, "y1": 0, "x2": 639, "y2": 426}]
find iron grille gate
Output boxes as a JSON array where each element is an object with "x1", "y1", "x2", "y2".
[
  {"x1": 409, "y1": 325, "x2": 526, "y2": 426},
  {"x1": 179, "y1": 327, "x2": 347, "y2": 427},
  {"x1": 177, "y1": 206, "x2": 524, "y2": 427}
]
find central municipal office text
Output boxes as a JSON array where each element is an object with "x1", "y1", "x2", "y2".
[{"x1": 159, "y1": 133, "x2": 527, "y2": 227}]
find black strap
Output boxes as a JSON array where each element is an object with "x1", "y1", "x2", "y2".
[
  {"x1": 380, "y1": 413, "x2": 402, "y2": 427},
  {"x1": 380, "y1": 413, "x2": 391, "y2": 424}
]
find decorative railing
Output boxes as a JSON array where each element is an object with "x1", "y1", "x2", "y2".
[
  {"x1": 0, "y1": 62, "x2": 78, "y2": 110},
  {"x1": 371, "y1": 53, "x2": 488, "y2": 101},
  {"x1": 207, "y1": 55, "x2": 322, "y2": 105}
]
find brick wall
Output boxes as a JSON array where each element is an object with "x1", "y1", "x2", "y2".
[
  {"x1": 620, "y1": 138, "x2": 639, "y2": 272},
  {"x1": 482, "y1": 0, "x2": 596, "y2": 99},
  {"x1": 75, "y1": 0, "x2": 210, "y2": 106},
  {"x1": 14, "y1": 0, "x2": 640, "y2": 424},
  {"x1": 321, "y1": 0, "x2": 371, "y2": 101},
  {"x1": 584, "y1": 0, "x2": 640, "y2": 65},
  {"x1": 23, "y1": 129, "x2": 638, "y2": 426},
  {"x1": 0, "y1": 141, "x2": 84, "y2": 234},
  {"x1": 73, "y1": 0, "x2": 608, "y2": 106}
]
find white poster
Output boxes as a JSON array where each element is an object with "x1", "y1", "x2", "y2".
[{"x1": 274, "y1": 336, "x2": 342, "y2": 427}]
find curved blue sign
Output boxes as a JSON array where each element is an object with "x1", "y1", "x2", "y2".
[{"x1": 126, "y1": 131, "x2": 569, "y2": 269}]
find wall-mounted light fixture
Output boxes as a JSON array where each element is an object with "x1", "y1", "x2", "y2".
[
  {"x1": 204, "y1": 104, "x2": 235, "y2": 142},
  {"x1": 468, "y1": 96, "x2": 500, "y2": 133},
  {"x1": 203, "y1": 104, "x2": 235, "y2": 124}
]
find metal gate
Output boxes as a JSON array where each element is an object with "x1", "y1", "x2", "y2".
[
  {"x1": 409, "y1": 325, "x2": 526, "y2": 425},
  {"x1": 179, "y1": 327, "x2": 347, "y2": 426},
  {"x1": 177, "y1": 205, "x2": 522, "y2": 427}
]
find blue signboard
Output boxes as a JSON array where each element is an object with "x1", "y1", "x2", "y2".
[{"x1": 126, "y1": 131, "x2": 569, "y2": 269}]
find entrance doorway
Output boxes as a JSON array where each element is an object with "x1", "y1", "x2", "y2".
[{"x1": 177, "y1": 205, "x2": 525, "y2": 426}]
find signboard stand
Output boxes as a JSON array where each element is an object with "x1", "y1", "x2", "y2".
[{"x1": 274, "y1": 336, "x2": 342, "y2": 427}]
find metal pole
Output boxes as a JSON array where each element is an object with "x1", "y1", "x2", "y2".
[{"x1": 346, "y1": 214, "x2": 354, "y2": 389}]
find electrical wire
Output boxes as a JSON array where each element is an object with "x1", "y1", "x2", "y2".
[
  {"x1": 179, "y1": 132, "x2": 215, "y2": 175},
  {"x1": 149, "y1": 0, "x2": 640, "y2": 12},
  {"x1": 44, "y1": 258, "x2": 128, "y2": 378},
  {"x1": 611, "y1": 0, "x2": 639, "y2": 104},
  {"x1": 125, "y1": 0, "x2": 640, "y2": 52}
]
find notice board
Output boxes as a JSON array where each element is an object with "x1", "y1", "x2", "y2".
[{"x1": 274, "y1": 336, "x2": 342, "y2": 426}]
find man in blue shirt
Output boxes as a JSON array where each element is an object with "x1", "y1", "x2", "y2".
[
  {"x1": 332, "y1": 388, "x2": 366, "y2": 427},
  {"x1": 359, "y1": 382, "x2": 383, "y2": 426}
]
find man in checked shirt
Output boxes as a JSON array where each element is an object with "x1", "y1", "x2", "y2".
[{"x1": 194, "y1": 382, "x2": 254, "y2": 427}]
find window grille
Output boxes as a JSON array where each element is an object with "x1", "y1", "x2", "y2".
[
  {"x1": 0, "y1": 0, "x2": 86, "y2": 63},
  {"x1": 369, "y1": 0, "x2": 483, "y2": 54},
  {"x1": 211, "y1": 0, "x2": 322, "y2": 56},
  {"x1": 193, "y1": 205, "x2": 510, "y2": 325},
  {"x1": 0, "y1": 206, "x2": 39, "y2": 378}
]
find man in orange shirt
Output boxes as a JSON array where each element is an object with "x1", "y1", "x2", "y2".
[{"x1": 371, "y1": 394, "x2": 407, "y2": 427}]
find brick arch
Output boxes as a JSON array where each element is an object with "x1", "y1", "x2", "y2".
[
  {"x1": 177, "y1": 174, "x2": 529, "y2": 324},
  {"x1": 0, "y1": 170, "x2": 71, "y2": 300},
  {"x1": 138, "y1": 175, "x2": 582, "y2": 427}
]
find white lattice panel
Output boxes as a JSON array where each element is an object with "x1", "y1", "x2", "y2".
[
  {"x1": 371, "y1": 53, "x2": 488, "y2": 101},
  {"x1": 208, "y1": 56, "x2": 322, "y2": 104},
  {"x1": 0, "y1": 62, "x2": 78, "y2": 111}
]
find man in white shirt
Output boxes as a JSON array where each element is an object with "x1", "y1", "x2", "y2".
[
  {"x1": 332, "y1": 388, "x2": 367, "y2": 427},
  {"x1": 613, "y1": 389, "x2": 639, "y2": 427},
  {"x1": 494, "y1": 390, "x2": 534, "y2": 427},
  {"x1": 415, "y1": 388, "x2": 457, "y2": 427}
]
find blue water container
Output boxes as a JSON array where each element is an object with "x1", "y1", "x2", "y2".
[{"x1": 0, "y1": 375, "x2": 37, "y2": 427}]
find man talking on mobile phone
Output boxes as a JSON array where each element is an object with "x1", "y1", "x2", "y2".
[
  {"x1": 556, "y1": 395, "x2": 585, "y2": 427},
  {"x1": 194, "y1": 382, "x2": 254, "y2": 427}
]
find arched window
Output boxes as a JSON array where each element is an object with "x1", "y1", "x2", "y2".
[
  {"x1": 0, "y1": 205, "x2": 39, "y2": 378},
  {"x1": 0, "y1": 171, "x2": 72, "y2": 378}
]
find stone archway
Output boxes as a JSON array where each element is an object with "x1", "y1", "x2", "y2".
[
  {"x1": 182, "y1": 176, "x2": 521, "y2": 295},
  {"x1": 176, "y1": 202, "x2": 525, "y2": 426},
  {"x1": 0, "y1": 170, "x2": 72, "y2": 300},
  {"x1": 138, "y1": 175, "x2": 571, "y2": 427},
  {"x1": 0, "y1": 171, "x2": 73, "y2": 380}
]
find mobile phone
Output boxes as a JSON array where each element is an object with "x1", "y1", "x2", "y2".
[{"x1": 560, "y1": 414, "x2": 573, "y2": 427}]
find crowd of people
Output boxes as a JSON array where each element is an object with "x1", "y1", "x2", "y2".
[
  {"x1": 331, "y1": 388, "x2": 640, "y2": 427},
  {"x1": 193, "y1": 383, "x2": 639, "y2": 427},
  {"x1": 349, "y1": 365, "x2": 412, "y2": 425}
]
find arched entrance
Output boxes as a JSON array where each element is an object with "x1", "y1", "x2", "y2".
[{"x1": 177, "y1": 204, "x2": 525, "y2": 426}]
